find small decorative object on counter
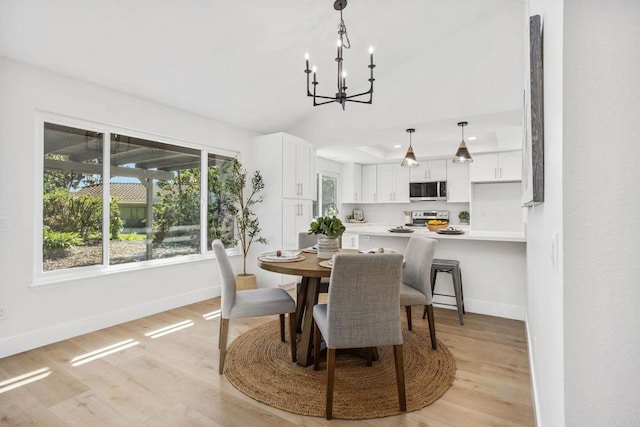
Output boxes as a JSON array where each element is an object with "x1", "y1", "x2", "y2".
[
  {"x1": 309, "y1": 215, "x2": 346, "y2": 259},
  {"x1": 458, "y1": 211, "x2": 470, "y2": 225},
  {"x1": 403, "y1": 211, "x2": 412, "y2": 225}
]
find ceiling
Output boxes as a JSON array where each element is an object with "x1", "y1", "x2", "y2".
[{"x1": 0, "y1": 0, "x2": 525, "y2": 164}]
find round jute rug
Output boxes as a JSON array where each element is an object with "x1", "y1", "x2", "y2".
[{"x1": 223, "y1": 319, "x2": 456, "y2": 420}]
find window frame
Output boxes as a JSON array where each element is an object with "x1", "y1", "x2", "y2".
[{"x1": 34, "y1": 112, "x2": 240, "y2": 287}]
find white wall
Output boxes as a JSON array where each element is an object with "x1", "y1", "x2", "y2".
[
  {"x1": 525, "y1": 1, "x2": 640, "y2": 425},
  {"x1": 0, "y1": 57, "x2": 256, "y2": 357},
  {"x1": 471, "y1": 182, "x2": 524, "y2": 232},
  {"x1": 562, "y1": 1, "x2": 640, "y2": 425},
  {"x1": 524, "y1": 0, "x2": 565, "y2": 424}
]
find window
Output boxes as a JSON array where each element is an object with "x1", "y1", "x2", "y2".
[
  {"x1": 43, "y1": 123, "x2": 104, "y2": 270},
  {"x1": 315, "y1": 172, "x2": 338, "y2": 217},
  {"x1": 42, "y1": 122, "x2": 234, "y2": 273}
]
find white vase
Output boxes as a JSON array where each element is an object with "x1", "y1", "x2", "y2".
[{"x1": 317, "y1": 235, "x2": 339, "y2": 259}]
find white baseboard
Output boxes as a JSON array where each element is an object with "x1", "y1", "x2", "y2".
[
  {"x1": 434, "y1": 297, "x2": 525, "y2": 321},
  {"x1": 0, "y1": 287, "x2": 220, "y2": 358},
  {"x1": 524, "y1": 311, "x2": 540, "y2": 426}
]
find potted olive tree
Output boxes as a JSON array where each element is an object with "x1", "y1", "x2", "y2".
[
  {"x1": 308, "y1": 214, "x2": 346, "y2": 259},
  {"x1": 223, "y1": 158, "x2": 267, "y2": 290}
]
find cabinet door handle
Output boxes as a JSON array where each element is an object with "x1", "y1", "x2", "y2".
[{"x1": 300, "y1": 183, "x2": 303, "y2": 196}]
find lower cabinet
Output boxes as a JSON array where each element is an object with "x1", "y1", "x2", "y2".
[{"x1": 342, "y1": 232, "x2": 359, "y2": 250}]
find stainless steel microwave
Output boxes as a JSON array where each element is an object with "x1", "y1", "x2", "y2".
[{"x1": 409, "y1": 181, "x2": 447, "y2": 201}]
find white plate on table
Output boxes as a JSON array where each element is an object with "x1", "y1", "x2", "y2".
[{"x1": 259, "y1": 251, "x2": 302, "y2": 261}]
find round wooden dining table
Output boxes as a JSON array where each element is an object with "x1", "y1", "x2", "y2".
[{"x1": 257, "y1": 251, "x2": 334, "y2": 367}]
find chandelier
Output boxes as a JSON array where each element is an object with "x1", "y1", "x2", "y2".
[{"x1": 304, "y1": 0, "x2": 375, "y2": 110}]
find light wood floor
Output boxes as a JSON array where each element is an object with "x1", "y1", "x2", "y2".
[{"x1": 0, "y1": 297, "x2": 534, "y2": 426}]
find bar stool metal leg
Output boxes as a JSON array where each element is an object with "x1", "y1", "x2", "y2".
[{"x1": 428, "y1": 259, "x2": 465, "y2": 325}]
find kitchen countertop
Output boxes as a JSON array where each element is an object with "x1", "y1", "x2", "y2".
[{"x1": 344, "y1": 224, "x2": 526, "y2": 243}]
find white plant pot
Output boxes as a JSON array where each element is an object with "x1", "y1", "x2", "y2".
[{"x1": 317, "y1": 236, "x2": 339, "y2": 260}]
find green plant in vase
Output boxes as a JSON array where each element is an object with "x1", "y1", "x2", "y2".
[
  {"x1": 458, "y1": 211, "x2": 470, "y2": 225},
  {"x1": 309, "y1": 215, "x2": 345, "y2": 259}
]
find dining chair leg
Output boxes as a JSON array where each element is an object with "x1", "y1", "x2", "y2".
[
  {"x1": 326, "y1": 348, "x2": 336, "y2": 420},
  {"x1": 422, "y1": 305, "x2": 428, "y2": 319},
  {"x1": 279, "y1": 314, "x2": 285, "y2": 342},
  {"x1": 425, "y1": 304, "x2": 437, "y2": 350},
  {"x1": 405, "y1": 306, "x2": 413, "y2": 331},
  {"x1": 218, "y1": 318, "x2": 230, "y2": 374},
  {"x1": 366, "y1": 347, "x2": 374, "y2": 367},
  {"x1": 289, "y1": 312, "x2": 297, "y2": 362},
  {"x1": 218, "y1": 317, "x2": 223, "y2": 349},
  {"x1": 393, "y1": 344, "x2": 407, "y2": 412},
  {"x1": 313, "y1": 321, "x2": 321, "y2": 371}
]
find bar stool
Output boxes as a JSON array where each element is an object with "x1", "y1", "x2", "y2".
[{"x1": 424, "y1": 259, "x2": 465, "y2": 325}]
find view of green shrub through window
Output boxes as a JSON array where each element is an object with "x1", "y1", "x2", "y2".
[
  {"x1": 43, "y1": 122, "x2": 234, "y2": 272},
  {"x1": 43, "y1": 123, "x2": 105, "y2": 270},
  {"x1": 207, "y1": 153, "x2": 235, "y2": 250}
]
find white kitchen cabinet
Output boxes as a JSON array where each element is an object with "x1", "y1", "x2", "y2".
[
  {"x1": 251, "y1": 133, "x2": 316, "y2": 287},
  {"x1": 282, "y1": 136, "x2": 314, "y2": 199},
  {"x1": 469, "y1": 151, "x2": 522, "y2": 182},
  {"x1": 409, "y1": 160, "x2": 447, "y2": 182},
  {"x1": 446, "y1": 161, "x2": 470, "y2": 203},
  {"x1": 377, "y1": 164, "x2": 410, "y2": 203},
  {"x1": 342, "y1": 232, "x2": 359, "y2": 250},
  {"x1": 361, "y1": 164, "x2": 377, "y2": 203},
  {"x1": 282, "y1": 199, "x2": 313, "y2": 250},
  {"x1": 342, "y1": 163, "x2": 362, "y2": 203}
]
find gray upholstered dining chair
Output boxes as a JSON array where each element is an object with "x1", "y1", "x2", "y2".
[
  {"x1": 313, "y1": 253, "x2": 406, "y2": 420},
  {"x1": 212, "y1": 240, "x2": 297, "y2": 374},
  {"x1": 400, "y1": 236, "x2": 438, "y2": 350}
]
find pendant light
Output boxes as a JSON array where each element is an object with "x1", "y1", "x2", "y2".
[
  {"x1": 401, "y1": 128, "x2": 419, "y2": 167},
  {"x1": 453, "y1": 121, "x2": 473, "y2": 163}
]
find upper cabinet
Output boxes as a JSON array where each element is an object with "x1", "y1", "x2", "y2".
[
  {"x1": 377, "y1": 164, "x2": 410, "y2": 203},
  {"x1": 446, "y1": 161, "x2": 470, "y2": 203},
  {"x1": 282, "y1": 137, "x2": 314, "y2": 199},
  {"x1": 361, "y1": 164, "x2": 377, "y2": 203},
  {"x1": 469, "y1": 151, "x2": 522, "y2": 182},
  {"x1": 342, "y1": 163, "x2": 362, "y2": 203},
  {"x1": 409, "y1": 160, "x2": 447, "y2": 182}
]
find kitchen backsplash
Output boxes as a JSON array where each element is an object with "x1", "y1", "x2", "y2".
[{"x1": 341, "y1": 201, "x2": 470, "y2": 226}]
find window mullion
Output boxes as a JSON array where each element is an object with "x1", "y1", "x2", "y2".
[
  {"x1": 200, "y1": 151, "x2": 207, "y2": 254},
  {"x1": 102, "y1": 131, "x2": 111, "y2": 267}
]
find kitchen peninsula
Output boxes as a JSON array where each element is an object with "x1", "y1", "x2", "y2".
[{"x1": 344, "y1": 223, "x2": 526, "y2": 320}]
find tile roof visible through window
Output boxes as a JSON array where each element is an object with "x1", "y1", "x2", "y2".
[{"x1": 78, "y1": 183, "x2": 147, "y2": 203}]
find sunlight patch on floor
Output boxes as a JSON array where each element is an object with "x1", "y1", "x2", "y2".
[
  {"x1": 70, "y1": 339, "x2": 139, "y2": 366},
  {"x1": 202, "y1": 309, "x2": 221, "y2": 320},
  {"x1": 0, "y1": 367, "x2": 51, "y2": 393},
  {"x1": 144, "y1": 320, "x2": 194, "y2": 338}
]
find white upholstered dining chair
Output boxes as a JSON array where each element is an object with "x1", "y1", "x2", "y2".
[
  {"x1": 313, "y1": 253, "x2": 406, "y2": 419},
  {"x1": 212, "y1": 240, "x2": 297, "y2": 374},
  {"x1": 400, "y1": 236, "x2": 438, "y2": 350}
]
